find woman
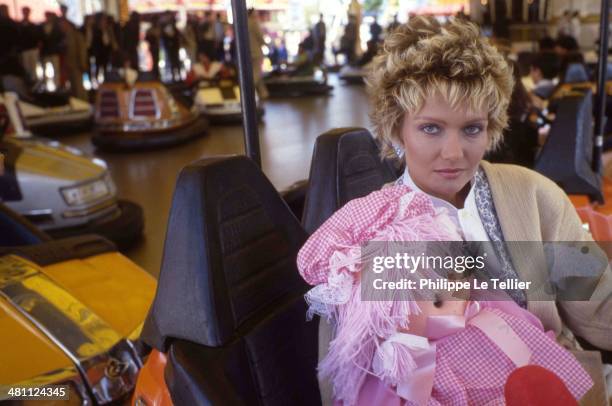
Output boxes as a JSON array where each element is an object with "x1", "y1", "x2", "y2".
[{"x1": 300, "y1": 16, "x2": 612, "y2": 405}]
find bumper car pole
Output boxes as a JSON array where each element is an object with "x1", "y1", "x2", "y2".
[
  {"x1": 231, "y1": 0, "x2": 262, "y2": 167},
  {"x1": 593, "y1": 0, "x2": 609, "y2": 181}
]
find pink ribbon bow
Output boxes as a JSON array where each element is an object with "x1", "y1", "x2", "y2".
[{"x1": 372, "y1": 302, "x2": 532, "y2": 406}]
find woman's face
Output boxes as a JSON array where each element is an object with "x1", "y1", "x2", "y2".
[{"x1": 401, "y1": 94, "x2": 490, "y2": 206}]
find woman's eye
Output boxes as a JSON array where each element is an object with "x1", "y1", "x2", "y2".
[
  {"x1": 420, "y1": 124, "x2": 440, "y2": 134},
  {"x1": 464, "y1": 125, "x2": 483, "y2": 136}
]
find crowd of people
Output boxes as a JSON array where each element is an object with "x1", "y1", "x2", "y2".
[{"x1": 0, "y1": 6, "x2": 237, "y2": 100}]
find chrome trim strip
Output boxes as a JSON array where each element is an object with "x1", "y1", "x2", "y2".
[
  {"x1": 0, "y1": 283, "x2": 87, "y2": 379},
  {"x1": 23, "y1": 208, "x2": 53, "y2": 216},
  {"x1": 62, "y1": 199, "x2": 118, "y2": 219},
  {"x1": 96, "y1": 114, "x2": 196, "y2": 133},
  {"x1": 0, "y1": 255, "x2": 140, "y2": 404}
]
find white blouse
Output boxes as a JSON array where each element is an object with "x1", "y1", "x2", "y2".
[{"x1": 400, "y1": 168, "x2": 490, "y2": 242}]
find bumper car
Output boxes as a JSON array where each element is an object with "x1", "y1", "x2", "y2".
[
  {"x1": 92, "y1": 78, "x2": 208, "y2": 151},
  {"x1": 264, "y1": 67, "x2": 333, "y2": 98},
  {"x1": 0, "y1": 93, "x2": 144, "y2": 249},
  {"x1": 193, "y1": 79, "x2": 264, "y2": 125},
  {"x1": 338, "y1": 63, "x2": 370, "y2": 84},
  {"x1": 0, "y1": 203, "x2": 156, "y2": 404},
  {"x1": 1, "y1": 76, "x2": 93, "y2": 135}
]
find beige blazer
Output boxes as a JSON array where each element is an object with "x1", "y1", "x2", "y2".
[
  {"x1": 481, "y1": 161, "x2": 611, "y2": 405},
  {"x1": 317, "y1": 161, "x2": 612, "y2": 405}
]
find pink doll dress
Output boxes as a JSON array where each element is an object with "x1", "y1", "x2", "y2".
[{"x1": 297, "y1": 185, "x2": 593, "y2": 406}]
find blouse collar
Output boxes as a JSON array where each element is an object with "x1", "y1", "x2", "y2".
[{"x1": 397, "y1": 166, "x2": 478, "y2": 213}]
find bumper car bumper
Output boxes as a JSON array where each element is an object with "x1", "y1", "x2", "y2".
[
  {"x1": 45, "y1": 199, "x2": 144, "y2": 250},
  {"x1": 204, "y1": 106, "x2": 265, "y2": 125},
  {"x1": 92, "y1": 116, "x2": 209, "y2": 151},
  {"x1": 264, "y1": 79, "x2": 333, "y2": 97},
  {"x1": 26, "y1": 111, "x2": 94, "y2": 135},
  {"x1": 339, "y1": 70, "x2": 366, "y2": 84}
]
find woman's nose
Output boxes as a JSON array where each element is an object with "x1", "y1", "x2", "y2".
[{"x1": 440, "y1": 133, "x2": 464, "y2": 160}]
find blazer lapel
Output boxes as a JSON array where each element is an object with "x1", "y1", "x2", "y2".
[{"x1": 479, "y1": 161, "x2": 554, "y2": 308}]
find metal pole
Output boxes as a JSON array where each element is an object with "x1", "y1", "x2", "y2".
[
  {"x1": 594, "y1": 0, "x2": 610, "y2": 175},
  {"x1": 230, "y1": 0, "x2": 262, "y2": 167}
]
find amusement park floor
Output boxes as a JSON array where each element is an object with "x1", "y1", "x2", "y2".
[{"x1": 62, "y1": 74, "x2": 371, "y2": 277}]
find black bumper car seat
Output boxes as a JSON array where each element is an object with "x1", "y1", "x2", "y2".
[
  {"x1": 141, "y1": 156, "x2": 321, "y2": 405},
  {"x1": 302, "y1": 127, "x2": 398, "y2": 234},
  {"x1": 534, "y1": 90, "x2": 602, "y2": 202}
]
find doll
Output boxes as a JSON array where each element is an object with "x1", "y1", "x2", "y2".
[{"x1": 297, "y1": 185, "x2": 593, "y2": 406}]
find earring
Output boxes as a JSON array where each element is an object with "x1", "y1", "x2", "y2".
[{"x1": 391, "y1": 141, "x2": 405, "y2": 158}]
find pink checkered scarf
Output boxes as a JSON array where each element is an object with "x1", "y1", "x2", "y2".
[{"x1": 296, "y1": 185, "x2": 593, "y2": 405}]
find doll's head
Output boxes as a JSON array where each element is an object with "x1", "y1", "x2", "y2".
[{"x1": 402, "y1": 242, "x2": 473, "y2": 336}]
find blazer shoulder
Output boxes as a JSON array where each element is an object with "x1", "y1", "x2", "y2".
[{"x1": 481, "y1": 161, "x2": 568, "y2": 201}]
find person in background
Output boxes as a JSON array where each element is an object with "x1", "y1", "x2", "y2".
[
  {"x1": 183, "y1": 14, "x2": 198, "y2": 67},
  {"x1": 91, "y1": 13, "x2": 116, "y2": 81},
  {"x1": 356, "y1": 39, "x2": 377, "y2": 67},
  {"x1": 19, "y1": 7, "x2": 42, "y2": 84},
  {"x1": 369, "y1": 16, "x2": 382, "y2": 43},
  {"x1": 145, "y1": 15, "x2": 161, "y2": 78},
  {"x1": 198, "y1": 11, "x2": 216, "y2": 60},
  {"x1": 59, "y1": 4, "x2": 69, "y2": 24},
  {"x1": 161, "y1": 13, "x2": 182, "y2": 82},
  {"x1": 570, "y1": 10, "x2": 581, "y2": 42},
  {"x1": 292, "y1": 42, "x2": 314, "y2": 76},
  {"x1": 81, "y1": 15, "x2": 96, "y2": 85},
  {"x1": 188, "y1": 47, "x2": 223, "y2": 83},
  {"x1": 40, "y1": 12, "x2": 64, "y2": 88},
  {"x1": 456, "y1": 6, "x2": 469, "y2": 20},
  {"x1": 0, "y1": 4, "x2": 22, "y2": 78},
  {"x1": 538, "y1": 36, "x2": 556, "y2": 52},
  {"x1": 247, "y1": 9, "x2": 268, "y2": 99},
  {"x1": 313, "y1": 13, "x2": 326, "y2": 65},
  {"x1": 556, "y1": 10, "x2": 571, "y2": 38},
  {"x1": 554, "y1": 34, "x2": 580, "y2": 58},
  {"x1": 59, "y1": 18, "x2": 87, "y2": 100},
  {"x1": 387, "y1": 14, "x2": 400, "y2": 33},
  {"x1": 301, "y1": 29, "x2": 315, "y2": 59},
  {"x1": 529, "y1": 52, "x2": 560, "y2": 99},
  {"x1": 336, "y1": 14, "x2": 357, "y2": 65},
  {"x1": 214, "y1": 13, "x2": 225, "y2": 62},
  {"x1": 269, "y1": 37, "x2": 288, "y2": 69},
  {"x1": 122, "y1": 12, "x2": 141, "y2": 72}
]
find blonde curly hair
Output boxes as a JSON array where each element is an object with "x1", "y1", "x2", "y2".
[{"x1": 367, "y1": 16, "x2": 514, "y2": 160}]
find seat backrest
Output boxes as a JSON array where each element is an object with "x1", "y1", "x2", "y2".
[
  {"x1": 302, "y1": 127, "x2": 398, "y2": 234},
  {"x1": 534, "y1": 90, "x2": 602, "y2": 201},
  {"x1": 563, "y1": 63, "x2": 589, "y2": 83},
  {"x1": 142, "y1": 155, "x2": 310, "y2": 349},
  {"x1": 142, "y1": 155, "x2": 320, "y2": 405}
]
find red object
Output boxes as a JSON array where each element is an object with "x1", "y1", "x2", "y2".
[
  {"x1": 504, "y1": 365, "x2": 579, "y2": 406},
  {"x1": 131, "y1": 350, "x2": 173, "y2": 406}
]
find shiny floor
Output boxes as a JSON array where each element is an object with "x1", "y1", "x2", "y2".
[{"x1": 63, "y1": 75, "x2": 371, "y2": 277}]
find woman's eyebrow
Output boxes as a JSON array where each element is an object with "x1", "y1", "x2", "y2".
[
  {"x1": 414, "y1": 116, "x2": 487, "y2": 123},
  {"x1": 414, "y1": 116, "x2": 447, "y2": 124}
]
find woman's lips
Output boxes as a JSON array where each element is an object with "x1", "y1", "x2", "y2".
[{"x1": 434, "y1": 168, "x2": 463, "y2": 179}]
